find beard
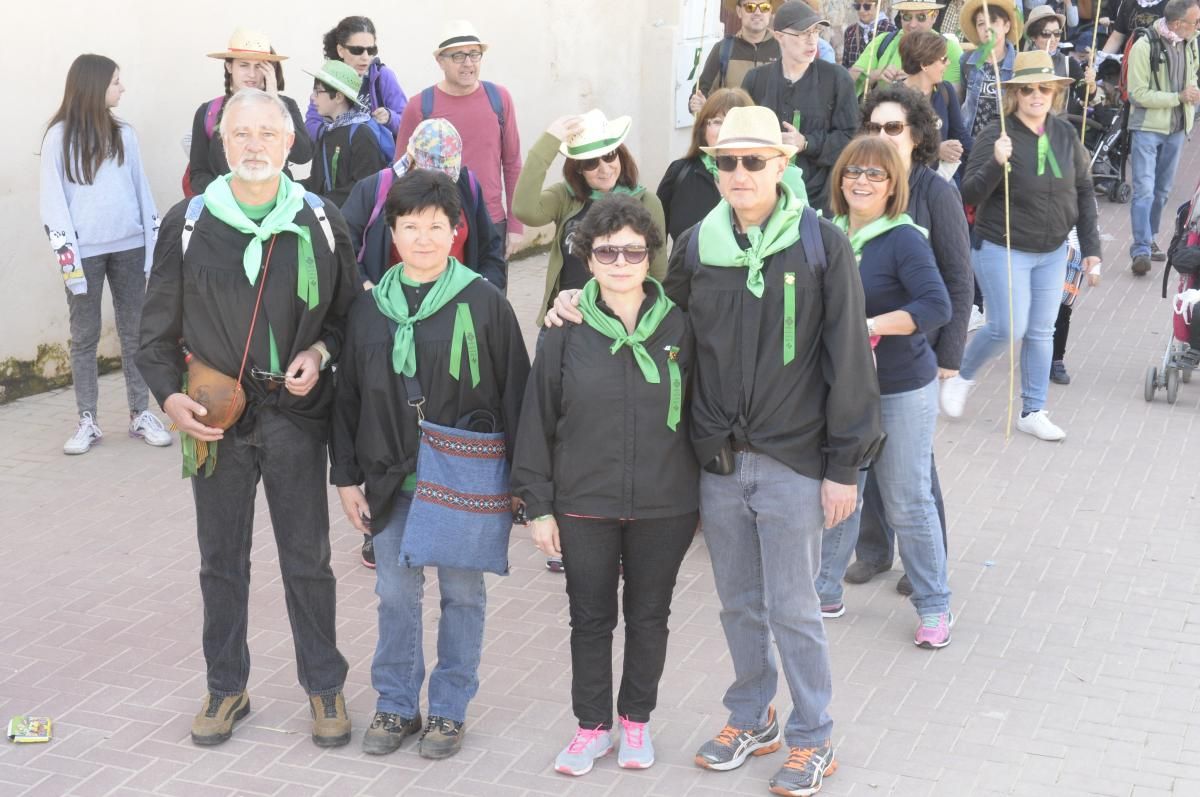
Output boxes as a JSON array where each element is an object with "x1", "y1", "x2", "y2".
[{"x1": 230, "y1": 157, "x2": 282, "y2": 183}]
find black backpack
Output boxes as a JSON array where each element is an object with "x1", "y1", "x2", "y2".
[{"x1": 1162, "y1": 198, "x2": 1200, "y2": 297}]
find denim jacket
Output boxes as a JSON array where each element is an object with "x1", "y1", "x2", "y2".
[{"x1": 960, "y1": 43, "x2": 1016, "y2": 134}]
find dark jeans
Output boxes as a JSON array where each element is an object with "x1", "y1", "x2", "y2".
[
  {"x1": 1053, "y1": 303, "x2": 1072, "y2": 362},
  {"x1": 854, "y1": 454, "x2": 948, "y2": 568},
  {"x1": 192, "y1": 408, "x2": 348, "y2": 697},
  {"x1": 557, "y1": 511, "x2": 698, "y2": 728}
]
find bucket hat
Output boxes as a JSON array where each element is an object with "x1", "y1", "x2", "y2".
[
  {"x1": 961, "y1": 0, "x2": 1025, "y2": 45},
  {"x1": 558, "y1": 109, "x2": 633, "y2": 160},
  {"x1": 208, "y1": 28, "x2": 287, "y2": 61},
  {"x1": 304, "y1": 61, "x2": 367, "y2": 109}
]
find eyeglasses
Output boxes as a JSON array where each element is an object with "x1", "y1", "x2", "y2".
[
  {"x1": 779, "y1": 27, "x2": 823, "y2": 40},
  {"x1": 862, "y1": 120, "x2": 910, "y2": 136},
  {"x1": 1017, "y1": 84, "x2": 1057, "y2": 96},
  {"x1": 441, "y1": 50, "x2": 484, "y2": 64},
  {"x1": 714, "y1": 154, "x2": 783, "y2": 172},
  {"x1": 343, "y1": 45, "x2": 379, "y2": 56},
  {"x1": 592, "y1": 244, "x2": 649, "y2": 265},
  {"x1": 1035, "y1": 28, "x2": 1063, "y2": 39},
  {"x1": 900, "y1": 12, "x2": 931, "y2": 22},
  {"x1": 578, "y1": 151, "x2": 620, "y2": 171},
  {"x1": 741, "y1": 2, "x2": 772, "y2": 12},
  {"x1": 250, "y1": 367, "x2": 287, "y2": 383},
  {"x1": 851, "y1": 2, "x2": 875, "y2": 9},
  {"x1": 312, "y1": 84, "x2": 332, "y2": 96},
  {"x1": 842, "y1": 165, "x2": 890, "y2": 183},
  {"x1": 705, "y1": 116, "x2": 726, "y2": 128}
]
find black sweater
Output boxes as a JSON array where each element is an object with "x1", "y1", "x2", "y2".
[
  {"x1": 303, "y1": 122, "x2": 389, "y2": 208},
  {"x1": 187, "y1": 94, "x2": 313, "y2": 195},
  {"x1": 656, "y1": 157, "x2": 722, "y2": 244},
  {"x1": 329, "y1": 280, "x2": 530, "y2": 529},
  {"x1": 961, "y1": 113, "x2": 1102, "y2": 258},
  {"x1": 511, "y1": 294, "x2": 699, "y2": 521}
]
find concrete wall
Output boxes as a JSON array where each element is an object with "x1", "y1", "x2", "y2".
[{"x1": 1, "y1": 0, "x2": 691, "y2": 398}]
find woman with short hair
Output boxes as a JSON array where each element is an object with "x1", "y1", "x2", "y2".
[
  {"x1": 898, "y1": 31, "x2": 973, "y2": 179},
  {"x1": 304, "y1": 15, "x2": 408, "y2": 141}
]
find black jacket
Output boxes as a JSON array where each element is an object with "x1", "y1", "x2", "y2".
[
  {"x1": 907, "y1": 166, "x2": 973, "y2": 371},
  {"x1": 656, "y1": 157, "x2": 722, "y2": 244},
  {"x1": 303, "y1": 122, "x2": 389, "y2": 208},
  {"x1": 187, "y1": 95, "x2": 314, "y2": 195},
  {"x1": 741, "y1": 60, "x2": 861, "y2": 212},
  {"x1": 137, "y1": 196, "x2": 360, "y2": 440},
  {"x1": 343, "y1": 167, "x2": 507, "y2": 289},
  {"x1": 664, "y1": 213, "x2": 883, "y2": 485},
  {"x1": 511, "y1": 294, "x2": 698, "y2": 521},
  {"x1": 329, "y1": 280, "x2": 530, "y2": 529},
  {"x1": 961, "y1": 113, "x2": 1102, "y2": 258}
]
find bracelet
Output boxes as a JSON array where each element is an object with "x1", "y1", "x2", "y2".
[
  {"x1": 310, "y1": 341, "x2": 331, "y2": 370},
  {"x1": 533, "y1": 514, "x2": 553, "y2": 523}
]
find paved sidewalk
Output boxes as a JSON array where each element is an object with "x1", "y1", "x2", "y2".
[{"x1": 2, "y1": 139, "x2": 1199, "y2": 796}]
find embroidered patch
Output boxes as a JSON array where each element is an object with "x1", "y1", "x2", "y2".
[
  {"x1": 422, "y1": 427, "x2": 506, "y2": 459},
  {"x1": 413, "y1": 481, "x2": 510, "y2": 514}
]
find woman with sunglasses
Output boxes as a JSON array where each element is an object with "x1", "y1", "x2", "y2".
[
  {"x1": 304, "y1": 16, "x2": 408, "y2": 142},
  {"x1": 824, "y1": 83, "x2": 971, "y2": 598},
  {"x1": 898, "y1": 31, "x2": 973, "y2": 181},
  {"x1": 512, "y1": 194, "x2": 697, "y2": 776},
  {"x1": 942, "y1": 50, "x2": 1102, "y2": 440},
  {"x1": 823, "y1": 136, "x2": 953, "y2": 647},
  {"x1": 1024, "y1": 5, "x2": 1095, "y2": 115}
]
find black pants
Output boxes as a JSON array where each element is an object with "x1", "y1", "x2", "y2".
[
  {"x1": 1053, "y1": 303, "x2": 1072, "y2": 362},
  {"x1": 557, "y1": 511, "x2": 698, "y2": 728},
  {"x1": 192, "y1": 408, "x2": 348, "y2": 697},
  {"x1": 854, "y1": 454, "x2": 948, "y2": 567}
]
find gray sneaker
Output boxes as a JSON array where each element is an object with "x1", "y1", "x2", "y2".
[
  {"x1": 419, "y1": 715, "x2": 465, "y2": 759},
  {"x1": 768, "y1": 741, "x2": 837, "y2": 796},
  {"x1": 362, "y1": 710, "x2": 422, "y2": 755},
  {"x1": 554, "y1": 725, "x2": 613, "y2": 776},
  {"x1": 617, "y1": 716, "x2": 654, "y2": 769},
  {"x1": 694, "y1": 704, "x2": 782, "y2": 771}
]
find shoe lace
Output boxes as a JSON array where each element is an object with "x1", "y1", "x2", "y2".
[
  {"x1": 372, "y1": 712, "x2": 399, "y2": 731},
  {"x1": 620, "y1": 717, "x2": 645, "y2": 749},
  {"x1": 425, "y1": 715, "x2": 458, "y2": 737},
  {"x1": 920, "y1": 613, "x2": 945, "y2": 630},
  {"x1": 319, "y1": 693, "x2": 339, "y2": 718},
  {"x1": 75, "y1": 412, "x2": 98, "y2": 437},
  {"x1": 567, "y1": 725, "x2": 608, "y2": 754},
  {"x1": 713, "y1": 723, "x2": 742, "y2": 747},
  {"x1": 784, "y1": 746, "x2": 816, "y2": 771},
  {"x1": 134, "y1": 411, "x2": 166, "y2": 432}
]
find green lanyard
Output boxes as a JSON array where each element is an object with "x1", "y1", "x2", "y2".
[
  {"x1": 783, "y1": 272, "x2": 797, "y2": 365},
  {"x1": 665, "y1": 346, "x2": 682, "y2": 432},
  {"x1": 449, "y1": 303, "x2": 481, "y2": 387}
]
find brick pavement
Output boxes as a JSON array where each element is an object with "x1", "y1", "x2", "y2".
[{"x1": 2, "y1": 137, "x2": 1199, "y2": 796}]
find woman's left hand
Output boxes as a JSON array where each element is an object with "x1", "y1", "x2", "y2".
[
  {"x1": 258, "y1": 61, "x2": 278, "y2": 96},
  {"x1": 372, "y1": 107, "x2": 390, "y2": 125},
  {"x1": 1083, "y1": 256, "x2": 1102, "y2": 287},
  {"x1": 1083, "y1": 66, "x2": 1096, "y2": 92},
  {"x1": 938, "y1": 139, "x2": 963, "y2": 163}
]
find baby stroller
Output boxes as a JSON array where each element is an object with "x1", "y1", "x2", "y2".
[
  {"x1": 1069, "y1": 54, "x2": 1132, "y2": 204},
  {"x1": 1144, "y1": 179, "x2": 1200, "y2": 404}
]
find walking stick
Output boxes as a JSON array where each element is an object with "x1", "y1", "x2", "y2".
[
  {"x1": 860, "y1": 11, "x2": 885, "y2": 104},
  {"x1": 1079, "y1": 20, "x2": 1103, "y2": 144}
]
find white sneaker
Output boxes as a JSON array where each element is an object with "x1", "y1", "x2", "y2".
[
  {"x1": 968, "y1": 305, "x2": 985, "y2": 332},
  {"x1": 617, "y1": 716, "x2": 655, "y2": 769},
  {"x1": 1016, "y1": 410, "x2": 1066, "y2": 441},
  {"x1": 64, "y1": 412, "x2": 103, "y2": 455},
  {"x1": 940, "y1": 375, "x2": 975, "y2": 418},
  {"x1": 129, "y1": 410, "x2": 172, "y2": 447},
  {"x1": 555, "y1": 726, "x2": 613, "y2": 776}
]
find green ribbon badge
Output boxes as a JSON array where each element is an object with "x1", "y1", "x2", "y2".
[
  {"x1": 1036, "y1": 129, "x2": 1062, "y2": 178},
  {"x1": 665, "y1": 346, "x2": 682, "y2": 432},
  {"x1": 449, "y1": 302, "x2": 481, "y2": 388},
  {"x1": 783, "y1": 273, "x2": 797, "y2": 366}
]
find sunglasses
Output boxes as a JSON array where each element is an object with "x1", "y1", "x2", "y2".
[
  {"x1": 343, "y1": 45, "x2": 379, "y2": 56},
  {"x1": 442, "y1": 50, "x2": 484, "y2": 64},
  {"x1": 852, "y1": 2, "x2": 875, "y2": 8},
  {"x1": 1035, "y1": 29, "x2": 1063, "y2": 38},
  {"x1": 741, "y1": 2, "x2": 772, "y2": 12},
  {"x1": 901, "y1": 12, "x2": 931, "y2": 22},
  {"x1": 842, "y1": 165, "x2": 890, "y2": 183},
  {"x1": 862, "y1": 120, "x2": 910, "y2": 136},
  {"x1": 1017, "y1": 84, "x2": 1057, "y2": 96},
  {"x1": 714, "y1": 154, "x2": 783, "y2": 172},
  {"x1": 250, "y1": 367, "x2": 287, "y2": 383},
  {"x1": 578, "y1": 150, "x2": 620, "y2": 171},
  {"x1": 592, "y1": 244, "x2": 649, "y2": 265}
]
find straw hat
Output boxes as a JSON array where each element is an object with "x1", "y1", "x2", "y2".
[
  {"x1": 1024, "y1": 5, "x2": 1067, "y2": 38},
  {"x1": 558, "y1": 109, "x2": 633, "y2": 160},
  {"x1": 1001, "y1": 50, "x2": 1073, "y2": 84},
  {"x1": 303, "y1": 61, "x2": 367, "y2": 109},
  {"x1": 433, "y1": 20, "x2": 489, "y2": 56},
  {"x1": 960, "y1": 0, "x2": 1025, "y2": 46},
  {"x1": 207, "y1": 28, "x2": 287, "y2": 61},
  {"x1": 893, "y1": 1, "x2": 946, "y2": 12},
  {"x1": 700, "y1": 106, "x2": 799, "y2": 158}
]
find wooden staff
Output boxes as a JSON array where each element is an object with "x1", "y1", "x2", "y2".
[
  {"x1": 1079, "y1": 19, "x2": 1103, "y2": 144},
  {"x1": 860, "y1": 8, "x2": 886, "y2": 103}
]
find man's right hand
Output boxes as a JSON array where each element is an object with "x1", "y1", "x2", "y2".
[
  {"x1": 545, "y1": 289, "x2": 584, "y2": 327},
  {"x1": 689, "y1": 88, "x2": 707, "y2": 114},
  {"x1": 1180, "y1": 87, "x2": 1200, "y2": 105},
  {"x1": 163, "y1": 393, "x2": 224, "y2": 442}
]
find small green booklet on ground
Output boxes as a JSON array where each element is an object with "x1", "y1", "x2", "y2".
[{"x1": 7, "y1": 716, "x2": 52, "y2": 743}]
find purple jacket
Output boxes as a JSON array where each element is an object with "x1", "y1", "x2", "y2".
[{"x1": 305, "y1": 59, "x2": 408, "y2": 140}]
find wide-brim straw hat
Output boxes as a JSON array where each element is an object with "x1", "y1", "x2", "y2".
[
  {"x1": 303, "y1": 61, "x2": 368, "y2": 110},
  {"x1": 559, "y1": 109, "x2": 633, "y2": 160},
  {"x1": 700, "y1": 106, "x2": 799, "y2": 158},
  {"x1": 960, "y1": 0, "x2": 1025, "y2": 46},
  {"x1": 893, "y1": 1, "x2": 946, "y2": 12},
  {"x1": 208, "y1": 28, "x2": 287, "y2": 61},
  {"x1": 1001, "y1": 50, "x2": 1074, "y2": 84},
  {"x1": 1024, "y1": 5, "x2": 1067, "y2": 37},
  {"x1": 433, "y1": 20, "x2": 489, "y2": 56}
]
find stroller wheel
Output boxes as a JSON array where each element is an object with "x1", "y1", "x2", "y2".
[
  {"x1": 1109, "y1": 182, "x2": 1132, "y2": 204},
  {"x1": 1182, "y1": 368, "x2": 1193, "y2": 384},
  {"x1": 1167, "y1": 368, "x2": 1181, "y2": 404},
  {"x1": 1145, "y1": 366, "x2": 1158, "y2": 402}
]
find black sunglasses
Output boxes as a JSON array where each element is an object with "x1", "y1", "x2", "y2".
[
  {"x1": 343, "y1": 45, "x2": 379, "y2": 56},
  {"x1": 714, "y1": 154, "x2": 783, "y2": 172},
  {"x1": 578, "y1": 151, "x2": 620, "y2": 171},
  {"x1": 842, "y1": 165, "x2": 890, "y2": 183},
  {"x1": 250, "y1": 367, "x2": 287, "y2": 383},
  {"x1": 592, "y1": 244, "x2": 649, "y2": 265},
  {"x1": 852, "y1": 2, "x2": 875, "y2": 9},
  {"x1": 901, "y1": 12, "x2": 931, "y2": 22},
  {"x1": 863, "y1": 120, "x2": 910, "y2": 136},
  {"x1": 1017, "y1": 84, "x2": 1056, "y2": 96}
]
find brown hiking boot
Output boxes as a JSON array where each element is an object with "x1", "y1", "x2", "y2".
[
  {"x1": 191, "y1": 691, "x2": 250, "y2": 745},
  {"x1": 309, "y1": 692, "x2": 351, "y2": 747}
]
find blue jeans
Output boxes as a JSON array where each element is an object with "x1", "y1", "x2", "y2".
[
  {"x1": 700, "y1": 453, "x2": 832, "y2": 747},
  {"x1": 817, "y1": 380, "x2": 950, "y2": 616},
  {"x1": 852, "y1": 456, "x2": 948, "y2": 569},
  {"x1": 960, "y1": 239, "x2": 1067, "y2": 414},
  {"x1": 1129, "y1": 129, "x2": 1186, "y2": 258},
  {"x1": 371, "y1": 495, "x2": 487, "y2": 723}
]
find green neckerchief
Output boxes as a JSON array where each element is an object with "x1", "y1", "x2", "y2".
[
  {"x1": 697, "y1": 180, "x2": 806, "y2": 298},
  {"x1": 831, "y1": 212, "x2": 926, "y2": 261},
  {"x1": 372, "y1": 257, "x2": 479, "y2": 377},
  {"x1": 1036, "y1": 126, "x2": 1063, "y2": 178},
  {"x1": 202, "y1": 174, "x2": 320, "y2": 310},
  {"x1": 781, "y1": 165, "x2": 810, "y2": 206},
  {"x1": 588, "y1": 183, "x2": 646, "y2": 201},
  {"x1": 235, "y1": 196, "x2": 283, "y2": 373},
  {"x1": 178, "y1": 371, "x2": 217, "y2": 479},
  {"x1": 700, "y1": 154, "x2": 720, "y2": 181},
  {"x1": 577, "y1": 278, "x2": 681, "y2": 430}
]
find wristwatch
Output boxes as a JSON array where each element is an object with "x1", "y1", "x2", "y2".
[{"x1": 866, "y1": 317, "x2": 877, "y2": 337}]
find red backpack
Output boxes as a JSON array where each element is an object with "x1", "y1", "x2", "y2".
[{"x1": 181, "y1": 96, "x2": 226, "y2": 198}]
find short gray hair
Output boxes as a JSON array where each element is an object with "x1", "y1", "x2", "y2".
[
  {"x1": 219, "y1": 88, "x2": 294, "y2": 139},
  {"x1": 1165, "y1": 0, "x2": 1198, "y2": 23}
]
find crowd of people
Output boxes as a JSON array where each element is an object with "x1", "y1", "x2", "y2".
[{"x1": 36, "y1": 1, "x2": 1199, "y2": 795}]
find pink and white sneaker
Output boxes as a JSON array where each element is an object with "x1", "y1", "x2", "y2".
[
  {"x1": 915, "y1": 612, "x2": 956, "y2": 649},
  {"x1": 554, "y1": 725, "x2": 612, "y2": 776},
  {"x1": 618, "y1": 716, "x2": 655, "y2": 769}
]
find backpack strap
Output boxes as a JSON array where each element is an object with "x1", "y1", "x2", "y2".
[
  {"x1": 877, "y1": 30, "x2": 900, "y2": 62},
  {"x1": 798, "y1": 207, "x2": 827, "y2": 281},
  {"x1": 181, "y1": 195, "x2": 207, "y2": 255},
  {"x1": 358, "y1": 168, "x2": 396, "y2": 263},
  {"x1": 481, "y1": 81, "x2": 506, "y2": 150},
  {"x1": 718, "y1": 35, "x2": 736, "y2": 87},
  {"x1": 303, "y1": 192, "x2": 336, "y2": 251},
  {"x1": 420, "y1": 87, "x2": 435, "y2": 119},
  {"x1": 204, "y1": 96, "x2": 225, "y2": 140}
]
